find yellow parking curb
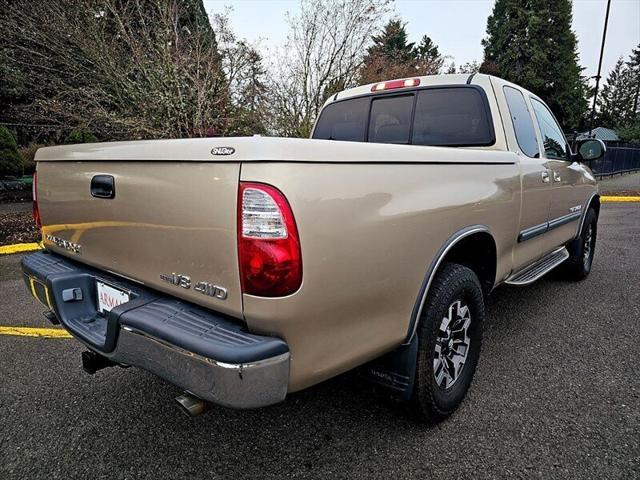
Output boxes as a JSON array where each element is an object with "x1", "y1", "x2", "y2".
[
  {"x1": 0, "y1": 326, "x2": 72, "y2": 338},
  {"x1": 0, "y1": 242, "x2": 43, "y2": 255},
  {"x1": 601, "y1": 196, "x2": 640, "y2": 203}
]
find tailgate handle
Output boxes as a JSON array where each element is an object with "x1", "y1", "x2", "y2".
[{"x1": 91, "y1": 175, "x2": 115, "y2": 199}]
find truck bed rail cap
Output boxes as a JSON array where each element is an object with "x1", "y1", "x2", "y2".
[{"x1": 35, "y1": 136, "x2": 515, "y2": 164}]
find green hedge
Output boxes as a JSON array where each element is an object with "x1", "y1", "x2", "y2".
[
  {"x1": 0, "y1": 126, "x2": 23, "y2": 177},
  {"x1": 64, "y1": 128, "x2": 97, "y2": 144}
]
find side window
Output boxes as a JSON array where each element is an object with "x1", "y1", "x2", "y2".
[
  {"x1": 503, "y1": 86, "x2": 539, "y2": 157},
  {"x1": 530, "y1": 98, "x2": 568, "y2": 159},
  {"x1": 368, "y1": 95, "x2": 413, "y2": 144}
]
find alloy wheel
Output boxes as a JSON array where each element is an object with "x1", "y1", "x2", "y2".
[
  {"x1": 583, "y1": 223, "x2": 593, "y2": 270},
  {"x1": 433, "y1": 300, "x2": 472, "y2": 389}
]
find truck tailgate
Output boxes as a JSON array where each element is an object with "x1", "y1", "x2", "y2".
[{"x1": 37, "y1": 161, "x2": 242, "y2": 318}]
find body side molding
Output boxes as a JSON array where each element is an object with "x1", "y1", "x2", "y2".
[
  {"x1": 548, "y1": 211, "x2": 582, "y2": 230},
  {"x1": 517, "y1": 210, "x2": 583, "y2": 243},
  {"x1": 518, "y1": 222, "x2": 548, "y2": 242},
  {"x1": 403, "y1": 225, "x2": 491, "y2": 345}
]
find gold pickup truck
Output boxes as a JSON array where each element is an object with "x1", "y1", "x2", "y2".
[{"x1": 22, "y1": 74, "x2": 604, "y2": 422}]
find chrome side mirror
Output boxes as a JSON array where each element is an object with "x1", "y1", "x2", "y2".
[{"x1": 575, "y1": 138, "x2": 606, "y2": 162}]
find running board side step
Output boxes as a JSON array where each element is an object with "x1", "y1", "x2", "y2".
[{"x1": 505, "y1": 247, "x2": 569, "y2": 286}]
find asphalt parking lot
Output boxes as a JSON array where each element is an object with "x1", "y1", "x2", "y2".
[{"x1": 1, "y1": 203, "x2": 638, "y2": 479}]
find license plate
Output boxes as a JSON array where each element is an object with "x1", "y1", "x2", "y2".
[{"x1": 96, "y1": 281, "x2": 130, "y2": 314}]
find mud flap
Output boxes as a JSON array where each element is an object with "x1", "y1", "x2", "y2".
[{"x1": 361, "y1": 336, "x2": 418, "y2": 401}]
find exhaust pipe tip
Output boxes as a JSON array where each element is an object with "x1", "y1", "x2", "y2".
[
  {"x1": 43, "y1": 310, "x2": 59, "y2": 325},
  {"x1": 175, "y1": 392, "x2": 211, "y2": 417},
  {"x1": 81, "y1": 350, "x2": 115, "y2": 375}
]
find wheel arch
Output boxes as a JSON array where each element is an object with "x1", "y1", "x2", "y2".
[
  {"x1": 404, "y1": 225, "x2": 497, "y2": 345},
  {"x1": 589, "y1": 194, "x2": 601, "y2": 217},
  {"x1": 575, "y1": 193, "x2": 600, "y2": 239}
]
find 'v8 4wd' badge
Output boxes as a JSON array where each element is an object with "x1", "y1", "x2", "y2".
[
  {"x1": 194, "y1": 281, "x2": 228, "y2": 300},
  {"x1": 160, "y1": 272, "x2": 227, "y2": 300}
]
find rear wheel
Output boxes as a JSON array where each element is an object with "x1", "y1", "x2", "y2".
[
  {"x1": 411, "y1": 263, "x2": 484, "y2": 423},
  {"x1": 563, "y1": 208, "x2": 597, "y2": 280}
]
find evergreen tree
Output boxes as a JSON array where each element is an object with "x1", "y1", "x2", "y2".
[
  {"x1": 367, "y1": 19, "x2": 415, "y2": 62},
  {"x1": 626, "y1": 44, "x2": 640, "y2": 120},
  {"x1": 359, "y1": 20, "x2": 444, "y2": 83},
  {"x1": 414, "y1": 35, "x2": 444, "y2": 75},
  {"x1": 415, "y1": 36, "x2": 440, "y2": 63},
  {"x1": 481, "y1": 0, "x2": 588, "y2": 130},
  {"x1": 598, "y1": 58, "x2": 634, "y2": 128},
  {"x1": 616, "y1": 44, "x2": 640, "y2": 143},
  {"x1": 359, "y1": 19, "x2": 415, "y2": 84}
]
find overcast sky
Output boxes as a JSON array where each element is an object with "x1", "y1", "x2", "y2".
[{"x1": 203, "y1": 0, "x2": 640, "y2": 82}]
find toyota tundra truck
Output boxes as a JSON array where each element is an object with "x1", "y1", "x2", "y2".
[{"x1": 21, "y1": 74, "x2": 604, "y2": 422}]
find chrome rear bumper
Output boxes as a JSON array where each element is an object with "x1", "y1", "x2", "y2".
[
  {"x1": 112, "y1": 326, "x2": 290, "y2": 409},
  {"x1": 21, "y1": 251, "x2": 290, "y2": 409}
]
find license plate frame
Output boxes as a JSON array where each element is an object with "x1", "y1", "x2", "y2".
[{"x1": 96, "y1": 280, "x2": 130, "y2": 314}]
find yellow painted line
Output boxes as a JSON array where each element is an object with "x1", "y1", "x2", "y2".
[
  {"x1": 601, "y1": 196, "x2": 640, "y2": 203},
  {"x1": 0, "y1": 326, "x2": 72, "y2": 338},
  {"x1": 0, "y1": 242, "x2": 43, "y2": 255}
]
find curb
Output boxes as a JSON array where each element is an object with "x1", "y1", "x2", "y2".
[
  {"x1": 601, "y1": 196, "x2": 640, "y2": 203},
  {"x1": 0, "y1": 242, "x2": 42, "y2": 255},
  {"x1": 0, "y1": 326, "x2": 72, "y2": 338}
]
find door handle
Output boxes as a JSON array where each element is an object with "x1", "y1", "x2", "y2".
[
  {"x1": 553, "y1": 171, "x2": 561, "y2": 182},
  {"x1": 91, "y1": 175, "x2": 115, "y2": 199},
  {"x1": 541, "y1": 171, "x2": 550, "y2": 183}
]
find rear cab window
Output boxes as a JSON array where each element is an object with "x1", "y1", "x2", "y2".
[
  {"x1": 312, "y1": 97, "x2": 369, "y2": 141},
  {"x1": 313, "y1": 86, "x2": 495, "y2": 147},
  {"x1": 368, "y1": 95, "x2": 413, "y2": 144}
]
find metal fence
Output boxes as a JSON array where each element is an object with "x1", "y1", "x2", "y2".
[{"x1": 588, "y1": 142, "x2": 640, "y2": 178}]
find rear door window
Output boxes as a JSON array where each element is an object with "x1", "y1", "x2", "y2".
[
  {"x1": 503, "y1": 86, "x2": 539, "y2": 157},
  {"x1": 312, "y1": 97, "x2": 369, "y2": 142},
  {"x1": 412, "y1": 87, "x2": 494, "y2": 146},
  {"x1": 368, "y1": 95, "x2": 414, "y2": 144}
]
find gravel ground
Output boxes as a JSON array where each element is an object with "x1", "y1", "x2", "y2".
[
  {"x1": 0, "y1": 210, "x2": 40, "y2": 244},
  {"x1": 0, "y1": 202, "x2": 31, "y2": 215},
  {"x1": 599, "y1": 172, "x2": 640, "y2": 195},
  {"x1": 0, "y1": 204, "x2": 638, "y2": 479}
]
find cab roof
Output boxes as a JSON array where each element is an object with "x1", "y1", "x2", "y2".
[{"x1": 326, "y1": 74, "x2": 481, "y2": 106}]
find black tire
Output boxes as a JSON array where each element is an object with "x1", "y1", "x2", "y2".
[
  {"x1": 411, "y1": 263, "x2": 484, "y2": 423},
  {"x1": 562, "y1": 208, "x2": 597, "y2": 281}
]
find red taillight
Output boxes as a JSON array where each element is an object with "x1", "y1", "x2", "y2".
[
  {"x1": 238, "y1": 182, "x2": 302, "y2": 297},
  {"x1": 32, "y1": 171, "x2": 41, "y2": 230},
  {"x1": 371, "y1": 78, "x2": 420, "y2": 92}
]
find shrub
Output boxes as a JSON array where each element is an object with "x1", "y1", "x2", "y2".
[
  {"x1": 0, "y1": 126, "x2": 23, "y2": 178},
  {"x1": 18, "y1": 144, "x2": 45, "y2": 175},
  {"x1": 617, "y1": 121, "x2": 640, "y2": 144},
  {"x1": 64, "y1": 128, "x2": 97, "y2": 144}
]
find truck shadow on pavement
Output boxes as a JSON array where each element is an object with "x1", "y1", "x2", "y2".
[{"x1": 79, "y1": 272, "x2": 575, "y2": 437}]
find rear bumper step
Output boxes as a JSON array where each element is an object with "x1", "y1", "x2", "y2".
[{"x1": 21, "y1": 251, "x2": 290, "y2": 409}]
